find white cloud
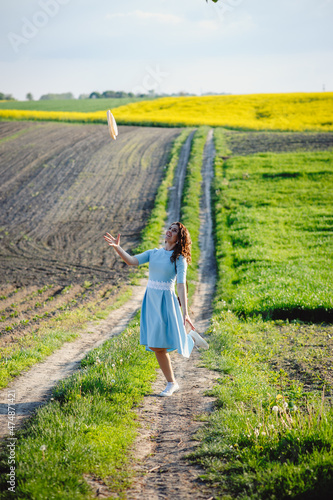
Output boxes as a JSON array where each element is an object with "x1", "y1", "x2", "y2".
[
  {"x1": 106, "y1": 10, "x2": 182, "y2": 25},
  {"x1": 197, "y1": 20, "x2": 219, "y2": 31},
  {"x1": 198, "y1": 13, "x2": 255, "y2": 36}
]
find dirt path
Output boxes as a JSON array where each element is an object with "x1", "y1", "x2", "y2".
[
  {"x1": 166, "y1": 129, "x2": 195, "y2": 225},
  {"x1": 125, "y1": 129, "x2": 218, "y2": 500}
]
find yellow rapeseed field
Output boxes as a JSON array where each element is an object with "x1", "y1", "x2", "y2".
[
  {"x1": 113, "y1": 93, "x2": 333, "y2": 131},
  {"x1": 0, "y1": 109, "x2": 106, "y2": 124},
  {"x1": 0, "y1": 93, "x2": 332, "y2": 131}
]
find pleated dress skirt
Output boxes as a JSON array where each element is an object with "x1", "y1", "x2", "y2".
[{"x1": 140, "y1": 280, "x2": 194, "y2": 358}]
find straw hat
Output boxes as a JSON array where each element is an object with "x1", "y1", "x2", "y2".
[{"x1": 107, "y1": 110, "x2": 118, "y2": 140}]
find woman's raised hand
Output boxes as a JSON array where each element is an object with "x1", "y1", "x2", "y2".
[
  {"x1": 103, "y1": 232, "x2": 138, "y2": 266},
  {"x1": 103, "y1": 232, "x2": 121, "y2": 247}
]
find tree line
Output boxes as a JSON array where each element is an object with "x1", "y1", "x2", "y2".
[
  {"x1": 0, "y1": 92, "x2": 15, "y2": 101},
  {"x1": 1, "y1": 90, "x2": 197, "y2": 102},
  {"x1": 37, "y1": 91, "x2": 137, "y2": 100}
]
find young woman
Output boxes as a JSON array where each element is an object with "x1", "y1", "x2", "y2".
[{"x1": 103, "y1": 222, "x2": 208, "y2": 397}]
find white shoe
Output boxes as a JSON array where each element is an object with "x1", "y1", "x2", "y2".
[
  {"x1": 190, "y1": 330, "x2": 209, "y2": 350},
  {"x1": 159, "y1": 381, "x2": 179, "y2": 397}
]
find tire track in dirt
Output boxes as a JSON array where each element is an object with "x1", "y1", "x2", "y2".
[
  {"x1": 125, "y1": 129, "x2": 218, "y2": 500},
  {"x1": 166, "y1": 129, "x2": 195, "y2": 225},
  {"x1": 0, "y1": 130, "x2": 196, "y2": 441}
]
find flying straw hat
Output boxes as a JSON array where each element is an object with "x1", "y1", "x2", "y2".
[{"x1": 107, "y1": 110, "x2": 118, "y2": 140}]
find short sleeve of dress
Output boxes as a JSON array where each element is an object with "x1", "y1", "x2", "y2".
[
  {"x1": 176, "y1": 255, "x2": 187, "y2": 283},
  {"x1": 135, "y1": 249, "x2": 154, "y2": 266}
]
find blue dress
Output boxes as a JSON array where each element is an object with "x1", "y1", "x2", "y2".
[{"x1": 135, "y1": 248, "x2": 195, "y2": 358}]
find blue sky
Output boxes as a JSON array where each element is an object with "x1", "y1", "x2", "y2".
[{"x1": 1, "y1": 0, "x2": 332, "y2": 100}]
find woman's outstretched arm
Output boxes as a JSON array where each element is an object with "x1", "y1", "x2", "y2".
[{"x1": 103, "y1": 232, "x2": 139, "y2": 266}]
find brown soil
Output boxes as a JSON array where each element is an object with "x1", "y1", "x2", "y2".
[
  {"x1": 270, "y1": 322, "x2": 333, "y2": 398},
  {"x1": 0, "y1": 121, "x2": 180, "y2": 287},
  {"x1": 224, "y1": 130, "x2": 333, "y2": 156},
  {"x1": 0, "y1": 121, "x2": 180, "y2": 343},
  {"x1": 0, "y1": 121, "x2": 38, "y2": 141}
]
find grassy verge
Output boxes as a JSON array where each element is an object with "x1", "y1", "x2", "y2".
[
  {"x1": 0, "y1": 314, "x2": 158, "y2": 498},
  {"x1": 180, "y1": 126, "x2": 210, "y2": 298},
  {"x1": 212, "y1": 129, "x2": 333, "y2": 321},
  {"x1": 189, "y1": 128, "x2": 333, "y2": 499}
]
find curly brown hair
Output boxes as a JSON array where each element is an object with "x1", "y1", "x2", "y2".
[{"x1": 169, "y1": 222, "x2": 192, "y2": 265}]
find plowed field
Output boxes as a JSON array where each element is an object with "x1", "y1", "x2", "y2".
[
  {"x1": 223, "y1": 130, "x2": 333, "y2": 155},
  {"x1": 0, "y1": 121, "x2": 180, "y2": 341}
]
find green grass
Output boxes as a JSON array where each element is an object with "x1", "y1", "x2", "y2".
[
  {"x1": 180, "y1": 126, "x2": 210, "y2": 298},
  {"x1": 0, "y1": 314, "x2": 158, "y2": 498},
  {"x1": 0, "y1": 98, "x2": 147, "y2": 113},
  {"x1": 212, "y1": 128, "x2": 333, "y2": 321},
  {"x1": 261, "y1": 321, "x2": 333, "y2": 394}
]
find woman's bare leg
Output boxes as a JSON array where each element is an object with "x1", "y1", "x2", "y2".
[{"x1": 149, "y1": 348, "x2": 175, "y2": 383}]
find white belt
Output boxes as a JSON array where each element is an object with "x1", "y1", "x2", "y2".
[{"x1": 147, "y1": 279, "x2": 175, "y2": 291}]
